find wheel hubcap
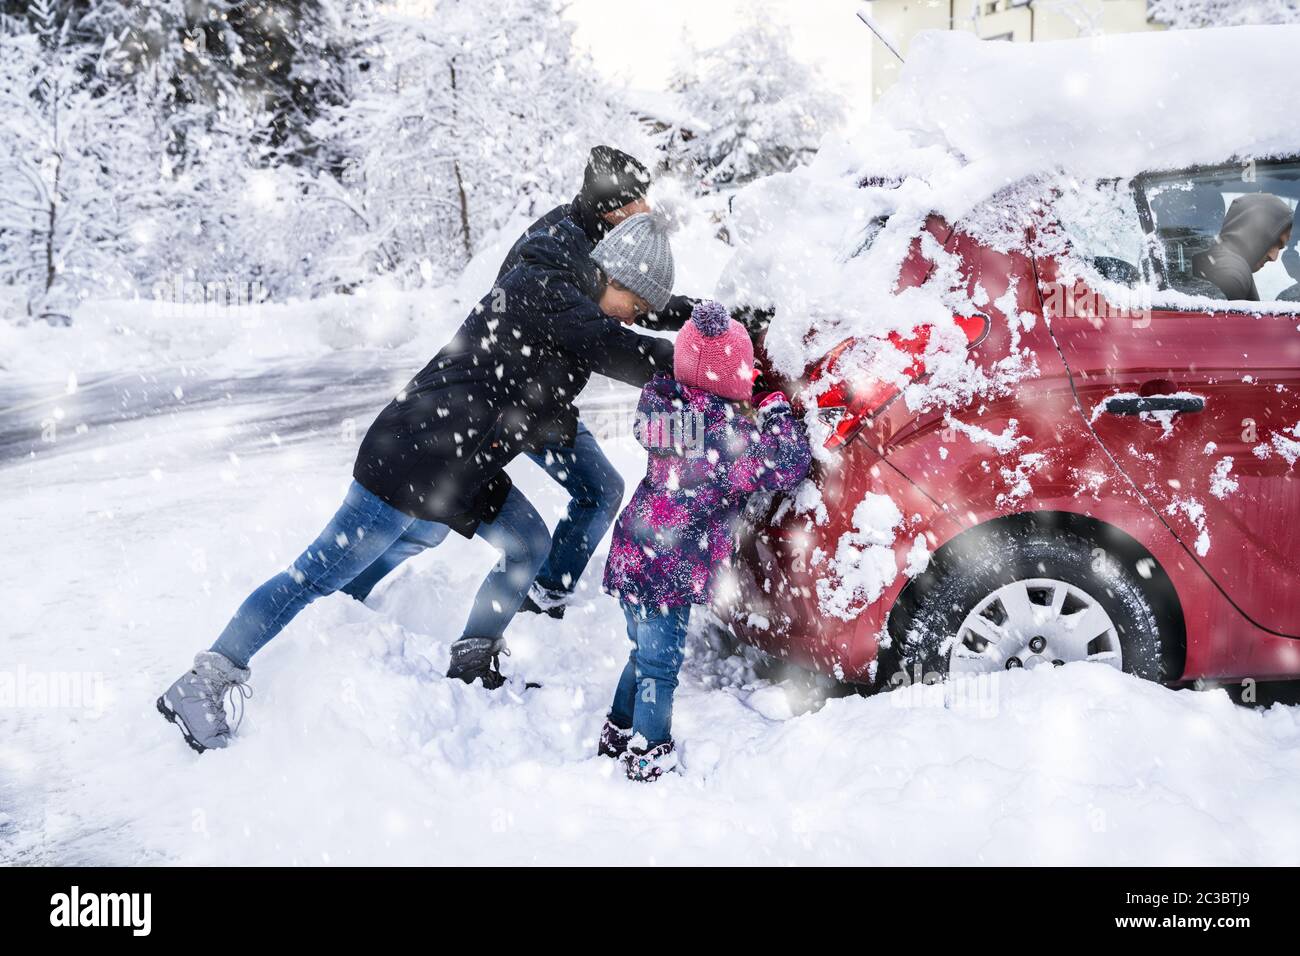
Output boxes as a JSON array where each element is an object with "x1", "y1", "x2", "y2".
[{"x1": 949, "y1": 577, "x2": 1123, "y2": 677}]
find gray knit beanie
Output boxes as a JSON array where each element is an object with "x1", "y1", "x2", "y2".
[{"x1": 590, "y1": 209, "x2": 675, "y2": 312}]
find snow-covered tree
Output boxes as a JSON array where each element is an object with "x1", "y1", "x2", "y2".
[
  {"x1": 0, "y1": 3, "x2": 168, "y2": 319},
  {"x1": 668, "y1": 15, "x2": 844, "y2": 191},
  {"x1": 142, "y1": 87, "x2": 349, "y2": 302},
  {"x1": 306, "y1": 0, "x2": 643, "y2": 289},
  {"x1": 0, "y1": 0, "x2": 368, "y2": 313},
  {"x1": 31, "y1": 0, "x2": 359, "y2": 160},
  {"x1": 0, "y1": 0, "x2": 653, "y2": 311},
  {"x1": 1148, "y1": 0, "x2": 1300, "y2": 27}
]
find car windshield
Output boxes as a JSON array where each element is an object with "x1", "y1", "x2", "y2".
[{"x1": 1138, "y1": 161, "x2": 1300, "y2": 304}]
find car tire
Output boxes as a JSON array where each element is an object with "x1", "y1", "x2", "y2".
[{"x1": 881, "y1": 526, "x2": 1167, "y2": 687}]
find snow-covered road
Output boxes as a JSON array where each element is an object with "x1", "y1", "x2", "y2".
[{"x1": 3, "y1": 355, "x2": 1300, "y2": 865}]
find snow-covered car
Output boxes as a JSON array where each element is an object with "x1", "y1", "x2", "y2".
[{"x1": 712, "y1": 27, "x2": 1300, "y2": 691}]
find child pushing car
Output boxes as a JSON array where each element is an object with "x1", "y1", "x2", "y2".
[{"x1": 599, "y1": 300, "x2": 812, "y2": 781}]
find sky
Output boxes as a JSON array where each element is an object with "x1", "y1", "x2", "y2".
[{"x1": 564, "y1": 0, "x2": 877, "y2": 125}]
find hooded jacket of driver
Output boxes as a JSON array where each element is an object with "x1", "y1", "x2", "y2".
[{"x1": 1193, "y1": 193, "x2": 1295, "y2": 301}]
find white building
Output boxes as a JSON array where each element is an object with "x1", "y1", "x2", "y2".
[{"x1": 868, "y1": 0, "x2": 1166, "y2": 99}]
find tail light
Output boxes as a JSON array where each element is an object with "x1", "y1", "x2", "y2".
[{"x1": 810, "y1": 314, "x2": 989, "y2": 449}]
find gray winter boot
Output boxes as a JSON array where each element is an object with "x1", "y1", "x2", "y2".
[{"x1": 157, "y1": 651, "x2": 252, "y2": 753}]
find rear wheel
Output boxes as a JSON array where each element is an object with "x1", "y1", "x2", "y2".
[{"x1": 882, "y1": 526, "x2": 1167, "y2": 686}]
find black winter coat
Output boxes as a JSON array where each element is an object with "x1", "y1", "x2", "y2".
[{"x1": 353, "y1": 218, "x2": 675, "y2": 537}]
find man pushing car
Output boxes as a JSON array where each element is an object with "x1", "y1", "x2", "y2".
[{"x1": 158, "y1": 148, "x2": 693, "y2": 751}]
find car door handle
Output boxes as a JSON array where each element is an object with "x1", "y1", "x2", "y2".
[{"x1": 1101, "y1": 395, "x2": 1206, "y2": 416}]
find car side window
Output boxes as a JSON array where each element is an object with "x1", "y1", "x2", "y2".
[
  {"x1": 1051, "y1": 179, "x2": 1149, "y2": 289},
  {"x1": 1138, "y1": 161, "x2": 1300, "y2": 305}
]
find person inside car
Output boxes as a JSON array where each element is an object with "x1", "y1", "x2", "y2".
[{"x1": 1193, "y1": 192, "x2": 1295, "y2": 301}]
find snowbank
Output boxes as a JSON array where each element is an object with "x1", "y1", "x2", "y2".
[
  {"x1": 1, "y1": 201, "x2": 732, "y2": 383},
  {"x1": 8, "y1": 399, "x2": 1300, "y2": 868},
  {"x1": 5, "y1": 284, "x2": 432, "y2": 376},
  {"x1": 0, "y1": 276, "x2": 470, "y2": 383}
]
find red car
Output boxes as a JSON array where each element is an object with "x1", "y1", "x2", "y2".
[{"x1": 717, "y1": 157, "x2": 1300, "y2": 691}]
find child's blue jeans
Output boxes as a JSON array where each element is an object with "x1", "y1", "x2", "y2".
[{"x1": 609, "y1": 602, "x2": 692, "y2": 748}]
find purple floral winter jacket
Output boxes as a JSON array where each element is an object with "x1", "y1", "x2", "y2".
[{"x1": 603, "y1": 374, "x2": 812, "y2": 610}]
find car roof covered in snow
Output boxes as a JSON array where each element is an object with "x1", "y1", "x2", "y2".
[{"x1": 873, "y1": 25, "x2": 1300, "y2": 213}]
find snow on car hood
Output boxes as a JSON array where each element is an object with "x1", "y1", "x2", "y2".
[
  {"x1": 720, "y1": 24, "x2": 1300, "y2": 378},
  {"x1": 880, "y1": 25, "x2": 1300, "y2": 217}
]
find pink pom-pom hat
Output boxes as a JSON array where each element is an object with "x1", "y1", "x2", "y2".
[{"x1": 673, "y1": 300, "x2": 754, "y2": 402}]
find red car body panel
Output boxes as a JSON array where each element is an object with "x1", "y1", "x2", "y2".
[{"x1": 718, "y1": 212, "x2": 1300, "y2": 686}]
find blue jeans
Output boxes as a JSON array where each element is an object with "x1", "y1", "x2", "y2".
[
  {"x1": 609, "y1": 602, "x2": 692, "y2": 748},
  {"x1": 210, "y1": 481, "x2": 550, "y2": 668},
  {"x1": 341, "y1": 516, "x2": 452, "y2": 603},
  {"x1": 524, "y1": 421, "x2": 624, "y2": 595},
  {"x1": 341, "y1": 422, "x2": 622, "y2": 603}
]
